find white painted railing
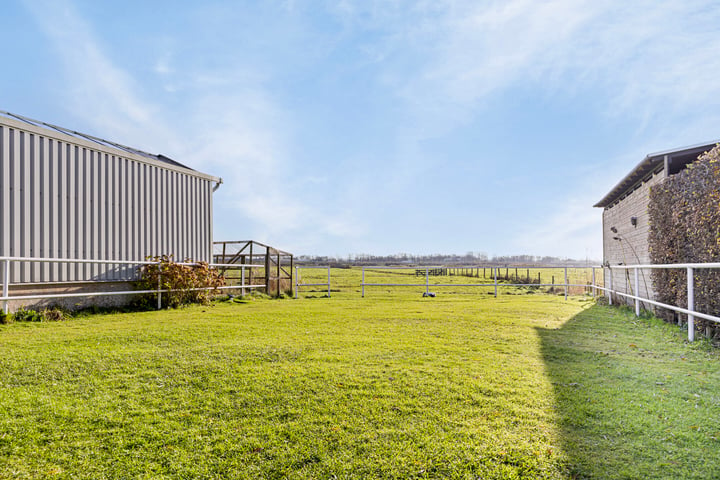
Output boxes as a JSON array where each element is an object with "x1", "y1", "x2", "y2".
[
  {"x1": 602, "y1": 263, "x2": 720, "y2": 342},
  {"x1": 0, "y1": 256, "x2": 265, "y2": 314},
  {"x1": 360, "y1": 265, "x2": 599, "y2": 299},
  {"x1": 294, "y1": 266, "x2": 331, "y2": 298}
]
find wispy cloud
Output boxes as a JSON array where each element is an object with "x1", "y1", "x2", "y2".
[{"x1": 21, "y1": 0, "x2": 364, "y2": 250}]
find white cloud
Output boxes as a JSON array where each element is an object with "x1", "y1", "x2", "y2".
[{"x1": 22, "y1": 0, "x2": 364, "y2": 250}]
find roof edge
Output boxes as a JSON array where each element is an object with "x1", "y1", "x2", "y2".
[
  {"x1": 0, "y1": 110, "x2": 220, "y2": 183},
  {"x1": 594, "y1": 141, "x2": 719, "y2": 208}
]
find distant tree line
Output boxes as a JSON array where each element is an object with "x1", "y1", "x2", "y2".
[{"x1": 296, "y1": 252, "x2": 596, "y2": 267}]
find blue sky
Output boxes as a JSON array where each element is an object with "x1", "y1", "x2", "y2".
[{"x1": 3, "y1": 0, "x2": 720, "y2": 260}]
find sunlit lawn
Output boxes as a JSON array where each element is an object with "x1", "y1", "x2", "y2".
[{"x1": 0, "y1": 279, "x2": 718, "y2": 478}]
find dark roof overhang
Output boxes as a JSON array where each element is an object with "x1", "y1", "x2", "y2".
[{"x1": 594, "y1": 141, "x2": 719, "y2": 208}]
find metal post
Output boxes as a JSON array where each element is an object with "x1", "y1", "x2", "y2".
[
  {"x1": 2, "y1": 259, "x2": 10, "y2": 314},
  {"x1": 592, "y1": 267, "x2": 596, "y2": 299},
  {"x1": 425, "y1": 267, "x2": 429, "y2": 295},
  {"x1": 634, "y1": 267, "x2": 640, "y2": 316},
  {"x1": 362, "y1": 267, "x2": 365, "y2": 298},
  {"x1": 294, "y1": 266, "x2": 298, "y2": 299},
  {"x1": 327, "y1": 266, "x2": 331, "y2": 298},
  {"x1": 493, "y1": 267, "x2": 498, "y2": 298},
  {"x1": 157, "y1": 263, "x2": 162, "y2": 310},
  {"x1": 242, "y1": 265, "x2": 246, "y2": 297},
  {"x1": 564, "y1": 267, "x2": 568, "y2": 301},
  {"x1": 608, "y1": 267, "x2": 613, "y2": 305},
  {"x1": 687, "y1": 267, "x2": 695, "y2": 342}
]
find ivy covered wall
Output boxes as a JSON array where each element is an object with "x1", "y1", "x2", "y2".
[{"x1": 648, "y1": 145, "x2": 720, "y2": 327}]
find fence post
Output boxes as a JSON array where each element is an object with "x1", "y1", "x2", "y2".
[
  {"x1": 687, "y1": 267, "x2": 695, "y2": 343},
  {"x1": 634, "y1": 267, "x2": 640, "y2": 316},
  {"x1": 2, "y1": 259, "x2": 9, "y2": 314},
  {"x1": 265, "y1": 246, "x2": 271, "y2": 296},
  {"x1": 294, "y1": 266, "x2": 298, "y2": 299},
  {"x1": 157, "y1": 262, "x2": 162, "y2": 310},
  {"x1": 327, "y1": 266, "x2": 331, "y2": 298},
  {"x1": 564, "y1": 267, "x2": 568, "y2": 301},
  {"x1": 608, "y1": 267, "x2": 613, "y2": 305},
  {"x1": 494, "y1": 267, "x2": 498, "y2": 298},
  {"x1": 592, "y1": 267, "x2": 596, "y2": 299},
  {"x1": 425, "y1": 267, "x2": 429, "y2": 295},
  {"x1": 241, "y1": 264, "x2": 246, "y2": 297},
  {"x1": 362, "y1": 267, "x2": 365, "y2": 298}
]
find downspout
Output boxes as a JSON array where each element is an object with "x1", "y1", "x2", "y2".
[{"x1": 213, "y1": 178, "x2": 223, "y2": 192}]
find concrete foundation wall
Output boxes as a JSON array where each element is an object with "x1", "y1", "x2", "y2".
[{"x1": 4, "y1": 281, "x2": 138, "y2": 313}]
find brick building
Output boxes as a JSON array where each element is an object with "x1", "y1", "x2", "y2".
[{"x1": 594, "y1": 141, "x2": 717, "y2": 304}]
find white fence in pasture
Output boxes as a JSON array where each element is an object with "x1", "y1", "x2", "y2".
[
  {"x1": 0, "y1": 256, "x2": 266, "y2": 314},
  {"x1": 294, "y1": 266, "x2": 331, "y2": 298},
  {"x1": 360, "y1": 265, "x2": 599, "y2": 300},
  {"x1": 600, "y1": 263, "x2": 720, "y2": 343},
  {"x1": 3, "y1": 257, "x2": 719, "y2": 344}
]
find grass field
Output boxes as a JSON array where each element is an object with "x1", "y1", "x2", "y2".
[{"x1": 1, "y1": 277, "x2": 718, "y2": 478}]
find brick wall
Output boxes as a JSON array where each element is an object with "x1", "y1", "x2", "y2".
[{"x1": 602, "y1": 170, "x2": 665, "y2": 306}]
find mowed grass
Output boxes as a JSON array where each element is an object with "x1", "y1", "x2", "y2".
[{"x1": 0, "y1": 282, "x2": 719, "y2": 478}]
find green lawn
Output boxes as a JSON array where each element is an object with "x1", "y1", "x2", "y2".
[{"x1": 0, "y1": 289, "x2": 718, "y2": 479}]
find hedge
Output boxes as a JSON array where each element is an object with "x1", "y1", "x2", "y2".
[{"x1": 648, "y1": 144, "x2": 720, "y2": 328}]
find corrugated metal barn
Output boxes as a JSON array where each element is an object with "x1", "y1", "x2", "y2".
[{"x1": 0, "y1": 111, "x2": 221, "y2": 289}]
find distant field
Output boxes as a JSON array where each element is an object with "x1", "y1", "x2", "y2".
[{"x1": 1, "y1": 289, "x2": 718, "y2": 479}]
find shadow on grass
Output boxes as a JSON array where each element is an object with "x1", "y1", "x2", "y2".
[{"x1": 538, "y1": 304, "x2": 720, "y2": 480}]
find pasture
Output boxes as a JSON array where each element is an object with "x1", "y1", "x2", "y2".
[{"x1": 1, "y1": 273, "x2": 719, "y2": 479}]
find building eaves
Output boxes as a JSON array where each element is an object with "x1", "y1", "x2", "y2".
[{"x1": 593, "y1": 141, "x2": 719, "y2": 208}]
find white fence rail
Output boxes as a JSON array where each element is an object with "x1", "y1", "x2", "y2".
[
  {"x1": 602, "y1": 263, "x2": 720, "y2": 342},
  {"x1": 4, "y1": 257, "x2": 718, "y2": 343},
  {"x1": 294, "y1": 266, "x2": 332, "y2": 299},
  {"x1": 1, "y1": 256, "x2": 265, "y2": 314},
  {"x1": 360, "y1": 265, "x2": 599, "y2": 300}
]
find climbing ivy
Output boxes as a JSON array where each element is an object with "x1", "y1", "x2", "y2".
[{"x1": 648, "y1": 144, "x2": 720, "y2": 327}]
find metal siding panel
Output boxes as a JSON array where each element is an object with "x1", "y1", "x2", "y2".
[
  {"x1": 161, "y1": 168, "x2": 168, "y2": 256},
  {"x1": 90, "y1": 150, "x2": 99, "y2": 278},
  {"x1": 0, "y1": 126, "x2": 8, "y2": 259},
  {"x1": 194, "y1": 176, "x2": 201, "y2": 261},
  {"x1": 73, "y1": 146, "x2": 85, "y2": 280},
  {"x1": 10, "y1": 129, "x2": 20, "y2": 281},
  {"x1": 82, "y1": 149, "x2": 91, "y2": 278},
  {"x1": 68, "y1": 143, "x2": 77, "y2": 281},
  {"x1": 153, "y1": 165, "x2": 159, "y2": 256},
  {"x1": 99, "y1": 153, "x2": 107, "y2": 279},
  {"x1": 110, "y1": 155, "x2": 120, "y2": 279},
  {"x1": 139, "y1": 163, "x2": 146, "y2": 259},
  {"x1": 171, "y1": 171, "x2": 177, "y2": 259},
  {"x1": 49, "y1": 139, "x2": 58, "y2": 281},
  {"x1": 207, "y1": 179, "x2": 213, "y2": 262},
  {"x1": 167, "y1": 170, "x2": 173, "y2": 258},
  {"x1": 30, "y1": 133, "x2": 40, "y2": 280},
  {"x1": 56, "y1": 140, "x2": 66, "y2": 281},
  {"x1": 130, "y1": 160, "x2": 137, "y2": 261},
  {"x1": 40, "y1": 136, "x2": 50, "y2": 280},
  {"x1": 180, "y1": 174, "x2": 187, "y2": 260},
  {"x1": 21, "y1": 132, "x2": 31, "y2": 281},
  {"x1": 199, "y1": 179, "x2": 206, "y2": 262}
]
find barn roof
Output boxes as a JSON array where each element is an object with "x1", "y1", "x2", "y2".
[
  {"x1": 0, "y1": 110, "x2": 219, "y2": 182},
  {"x1": 593, "y1": 140, "x2": 719, "y2": 208}
]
